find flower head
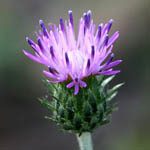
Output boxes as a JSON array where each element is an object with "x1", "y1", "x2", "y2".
[{"x1": 23, "y1": 10, "x2": 122, "y2": 95}]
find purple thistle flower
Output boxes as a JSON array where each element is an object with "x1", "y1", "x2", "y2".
[{"x1": 23, "y1": 10, "x2": 122, "y2": 95}]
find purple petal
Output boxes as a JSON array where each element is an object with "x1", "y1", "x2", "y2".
[
  {"x1": 48, "y1": 67, "x2": 56, "y2": 75},
  {"x1": 39, "y1": 20, "x2": 49, "y2": 38},
  {"x1": 79, "y1": 80, "x2": 87, "y2": 87},
  {"x1": 102, "y1": 23, "x2": 108, "y2": 35},
  {"x1": 104, "y1": 35, "x2": 109, "y2": 46},
  {"x1": 53, "y1": 24, "x2": 59, "y2": 43},
  {"x1": 84, "y1": 13, "x2": 89, "y2": 28},
  {"x1": 105, "y1": 53, "x2": 115, "y2": 65},
  {"x1": 74, "y1": 84, "x2": 79, "y2": 95},
  {"x1": 50, "y1": 46, "x2": 55, "y2": 58},
  {"x1": 87, "y1": 10, "x2": 91, "y2": 25},
  {"x1": 38, "y1": 38, "x2": 44, "y2": 52},
  {"x1": 26, "y1": 37, "x2": 39, "y2": 54},
  {"x1": 26, "y1": 37, "x2": 35, "y2": 46},
  {"x1": 43, "y1": 70, "x2": 58, "y2": 79},
  {"x1": 91, "y1": 45, "x2": 95, "y2": 58},
  {"x1": 68, "y1": 10, "x2": 73, "y2": 26},
  {"x1": 23, "y1": 50, "x2": 42, "y2": 64},
  {"x1": 66, "y1": 81, "x2": 74, "y2": 88},
  {"x1": 60, "y1": 18, "x2": 64, "y2": 32},
  {"x1": 65, "y1": 52, "x2": 69, "y2": 65},
  {"x1": 97, "y1": 24, "x2": 102, "y2": 39},
  {"x1": 49, "y1": 24, "x2": 53, "y2": 31},
  {"x1": 103, "y1": 60, "x2": 122, "y2": 70},
  {"x1": 108, "y1": 31, "x2": 119, "y2": 47},
  {"x1": 86, "y1": 59, "x2": 90, "y2": 70},
  {"x1": 99, "y1": 70, "x2": 120, "y2": 75},
  {"x1": 107, "y1": 19, "x2": 114, "y2": 33}
]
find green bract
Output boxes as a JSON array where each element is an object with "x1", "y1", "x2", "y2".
[{"x1": 39, "y1": 75, "x2": 123, "y2": 135}]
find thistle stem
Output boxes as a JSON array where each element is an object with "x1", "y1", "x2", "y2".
[{"x1": 77, "y1": 132, "x2": 93, "y2": 150}]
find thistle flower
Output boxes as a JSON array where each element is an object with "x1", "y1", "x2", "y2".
[
  {"x1": 23, "y1": 10, "x2": 122, "y2": 95},
  {"x1": 23, "y1": 11, "x2": 124, "y2": 150}
]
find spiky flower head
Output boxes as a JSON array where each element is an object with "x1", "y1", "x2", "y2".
[
  {"x1": 23, "y1": 10, "x2": 122, "y2": 95},
  {"x1": 23, "y1": 11, "x2": 123, "y2": 135}
]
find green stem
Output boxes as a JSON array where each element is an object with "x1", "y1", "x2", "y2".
[{"x1": 76, "y1": 132, "x2": 93, "y2": 150}]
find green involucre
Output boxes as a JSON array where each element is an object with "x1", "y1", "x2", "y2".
[{"x1": 39, "y1": 75, "x2": 123, "y2": 135}]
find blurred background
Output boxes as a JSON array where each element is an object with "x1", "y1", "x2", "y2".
[{"x1": 0, "y1": 0, "x2": 149, "y2": 150}]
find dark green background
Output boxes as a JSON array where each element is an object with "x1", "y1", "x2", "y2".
[{"x1": 0, "y1": 0, "x2": 149, "y2": 150}]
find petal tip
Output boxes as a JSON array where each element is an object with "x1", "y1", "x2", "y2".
[
  {"x1": 68, "y1": 10, "x2": 72, "y2": 13},
  {"x1": 26, "y1": 37, "x2": 29, "y2": 41},
  {"x1": 22, "y1": 49, "x2": 27, "y2": 55},
  {"x1": 87, "y1": 10, "x2": 92, "y2": 14},
  {"x1": 39, "y1": 19, "x2": 44, "y2": 25},
  {"x1": 110, "y1": 19, "x2": 114, "y2": 23}
]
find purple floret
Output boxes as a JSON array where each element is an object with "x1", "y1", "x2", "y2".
[{"x1": 23, "y1": 10, "x2": 122, "y2": 95}]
